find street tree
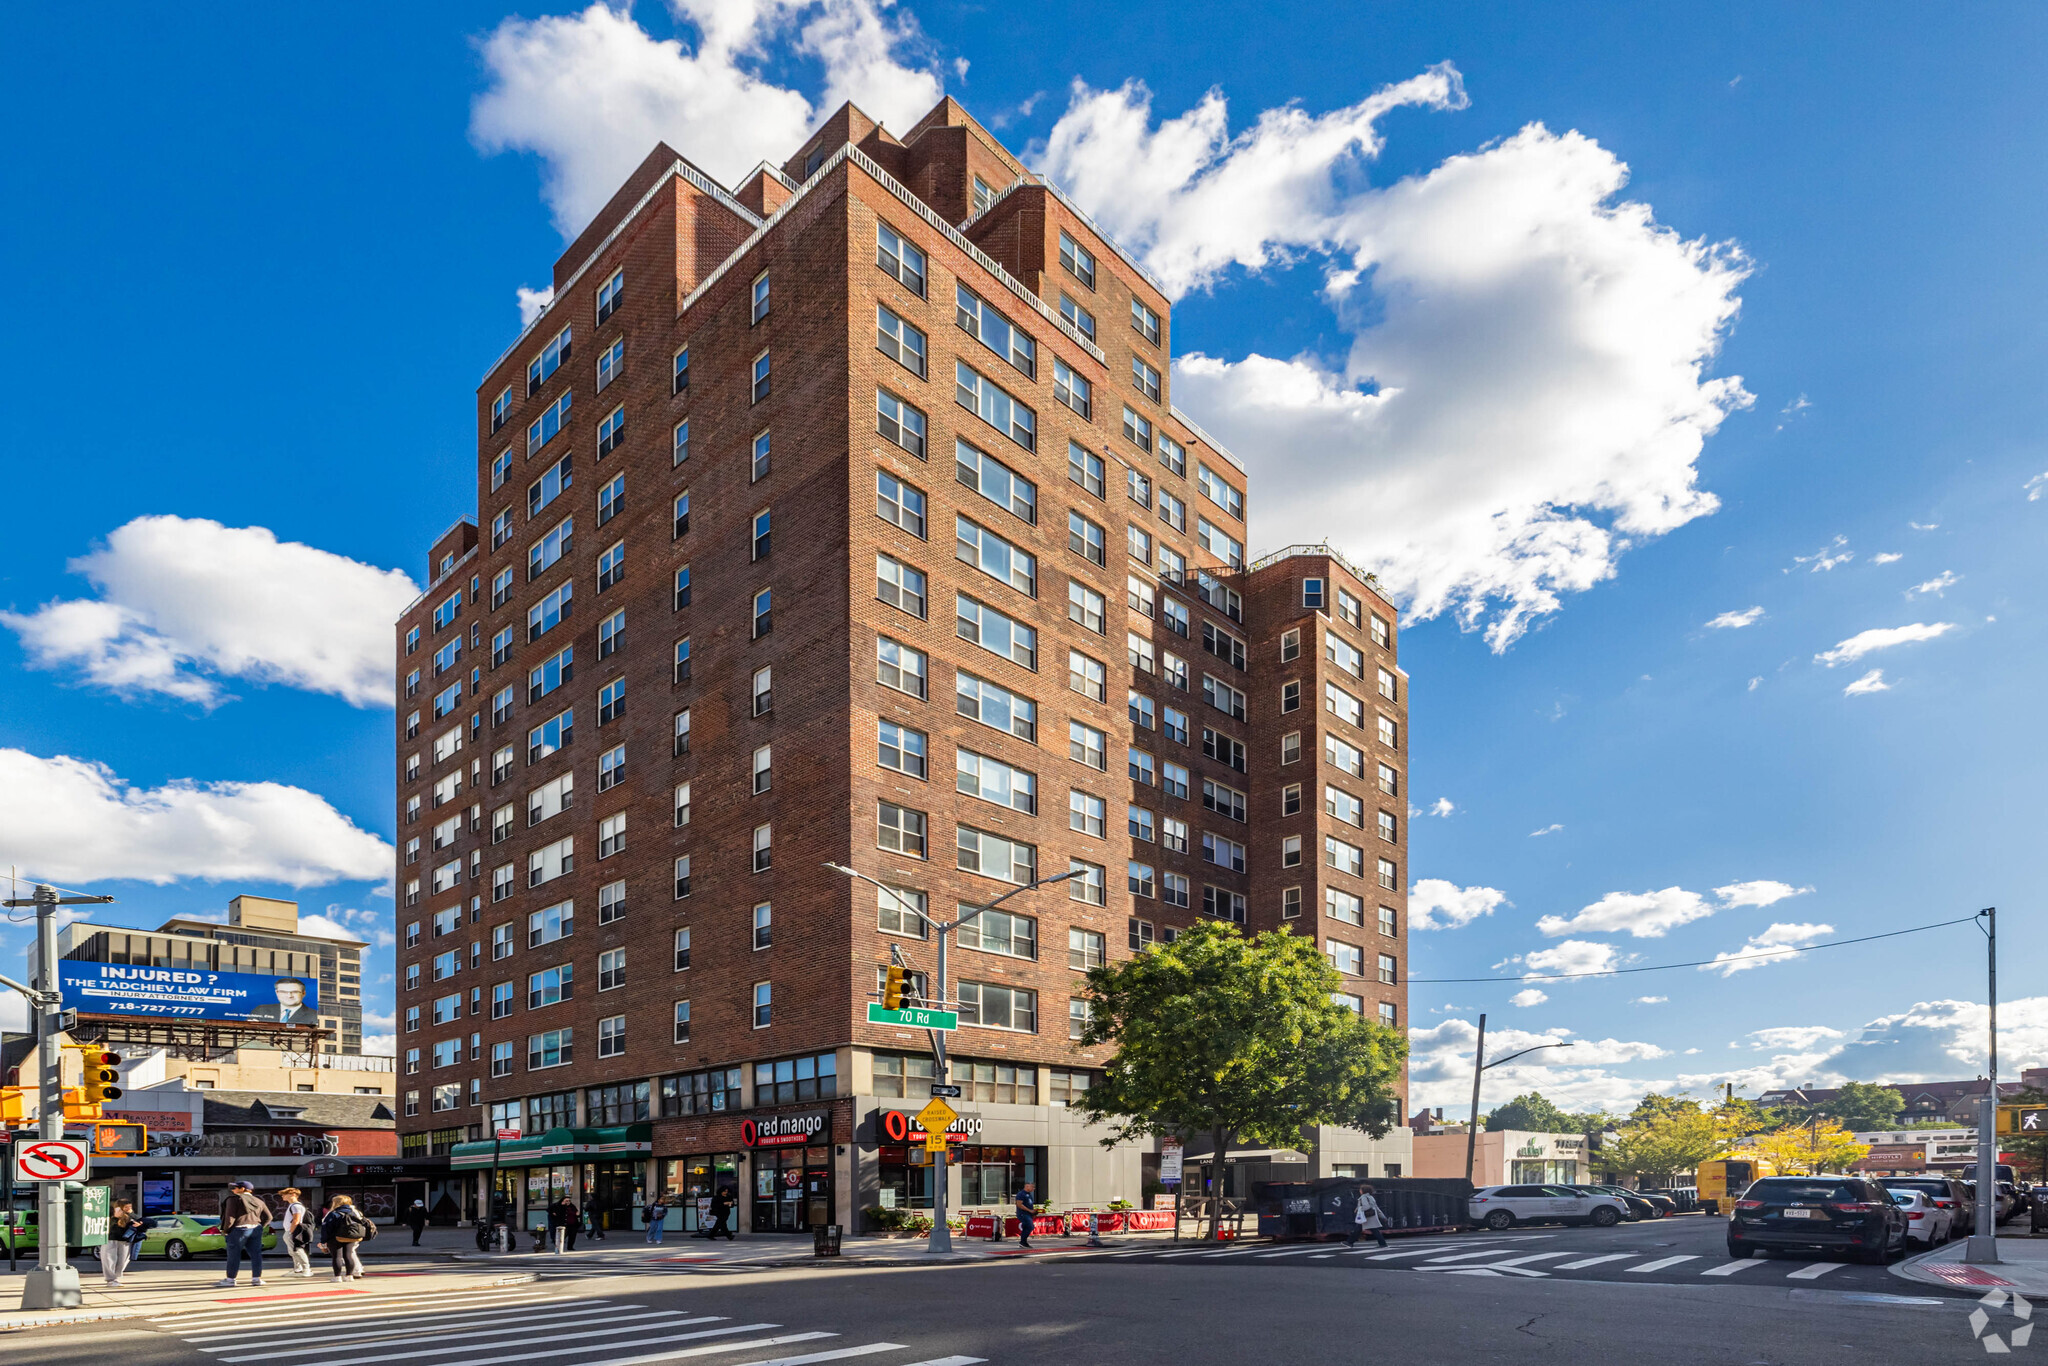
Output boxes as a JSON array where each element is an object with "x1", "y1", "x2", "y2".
[
  {"x1": 1604, "y1": 1105, "x2": 1725, "y2": 1183},
  {"x1": 1817, "y1": 1081, "x2": 1905, "y2": 1132},
  {"x1": 1486, "y1": 1093, "x2": 1581, "y2": 1133},
  {"x1": 1071, "y1": 920, "x2": 1407, "y2": 1240},
  {"x1": 1750, "y1": 1118, "x2": 1872, "y2": 1175}
]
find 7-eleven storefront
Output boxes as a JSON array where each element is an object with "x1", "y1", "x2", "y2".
[{"x1": 449, "y1": 1124, "x2": 653, "y2": 1231}]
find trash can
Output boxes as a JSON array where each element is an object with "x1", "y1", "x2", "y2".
[
  {"x1": 2031, "y1": 1192, "x2": 2048, "y2": 1235},
  {"x1": 813, "y1": 1223, "x2": 843, "y2": 1257}
]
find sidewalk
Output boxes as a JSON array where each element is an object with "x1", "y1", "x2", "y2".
[
  {"x1": 445, "y1": 1225, "x2": 1190, "y2": 1269},
  {"x1": 0, "y1": 1262, "x2": 538, "y2": 1333},
  {"x1": 1893, "y1": 1232, "x2": 2048, "y2": 1294}
]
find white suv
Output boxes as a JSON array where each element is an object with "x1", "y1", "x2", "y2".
[{"x1": 1469, "y1": 1184, "x2": 1629, "y2": 1230}]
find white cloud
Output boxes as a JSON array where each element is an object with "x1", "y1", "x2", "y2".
[
  {"x1": 1774, "y1": 393, "x2": 1810, "y2": 430},
  {"x1": 1427, "y1": 797, "x2": 1456, "y2": 818},
  {"x1": 1871, "y1": 551, "x2": 1903, "y2": 564},
  {"x1": 1814, "y1": 621, "x2": 1954, "y2": 667},
  {"x1": 1790, "y1": 535, "x2": 1853, "y2": 572},
  {"x1": 1035, "y1": 81, "x2": 1749, "y2": 651},
  {"x1": 1529, "y1": 823, "x2": 1564, "y2": 838},
  {"x1": 517, "y1": 285, "x2": 556, "y2": 326},
  {"x1": 361, "y1": 1034, "x2": 397, "y2": 1059},
  {"x1": 1702, "y1": 921, "x2": 1835, "y2": 976},
  {"x1": 1747, "y1": 676, "x2": 1762, "y2": 691},
  {"x1": 471, "y1": 0, "x2": 943, "y2": 238},
  {"x1": 1910, "y1": 521, "x2": 1939, "y2": 531},
  {"x1": 2, "y1": 516, "x2": 417, "y2": 708},
  {"x1": 1907, "y1": 570, "x2": 1959, "y2": 597},
  {"x1": 1705, "y1": 606, "x2": 1764, "y2": 629},
  {"x1": 1409, "y1": 879, "x2": 1508, "y2": 931},
  {"x1": 1406, "y1": 1017, "x2": 1668, "y2": 1113},
  {"x1": 1712, "y1": 879, "x2": 1810, "y2": 909},
  {"x1": 1509, "y1": 989, "x2": 1548, "y2": 1008},
  {"x1": 0, "y1": 749, "x2": 391, "y2": 887},
  {"x1": 1843, "y1": 668, "x2": 1889, "y2": 696},
  {"x1": 1745, "y1": 1025, "x2": 1844, "y2": 1051},
  {"x1": 1521, "y1": 939, "x2": 1621, "y2": 979},
  {"x1": 2028, "y1": 473, "x2": 2048, "y2": 502},
  {"x1": 1633, "y1": 996, "x2": 1667, "y2": 1004},
  {"x1": 1537, "y1": 887, "x2": 1711, "y2": 939}
]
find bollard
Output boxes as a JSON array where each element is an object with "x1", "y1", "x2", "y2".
[
  {"x1": 1087, "y1": 1211, "x2": 1103, "y2": 1248},
  {"x1": 553, "y1": 1225, "x2": 567, "y2": 1254}
]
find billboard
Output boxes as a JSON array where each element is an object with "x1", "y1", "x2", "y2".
[{"x1": 59, "y1": 963, "x2": 320, "y2": 1023}]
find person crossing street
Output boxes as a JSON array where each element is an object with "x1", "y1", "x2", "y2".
[
  {"x1": 103, "y1": 1201, "x2": 144, "y2": 1286},
  {"x1": 1346, "y1": 1184, "x2": 1389, "y2": 1249},
  {"x1": 215, "y1": 1181, "x2": 271, "y2": 1287},
  {"x1": 644, "y1": 1194, "x2": 668, "y2": 1244},
  {"x1": 404, "y1": 1199, "x2": 429, "y2": 1246},
  {"x1": 279, "y1": 1187, "x2": 315, "y2": 1276},
  {"x1": 1014, "y1": 1183, "x2": 1038, "y2": 1250}
]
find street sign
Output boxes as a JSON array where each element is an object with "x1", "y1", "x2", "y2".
[
  {"x1": 924, "y1": 1133, "x2": 951, "y2": 1154},
  {"x1": 1159, "y1": 1140, "x2": 1183, "y2": 1184},
  {"x1": 866, "y1": 1003, "x2": 958, "y2": 1030},
  {"x1": 928, "y1": 1084, "x2": 963, "y2": 1098},
  {"x1": 15, "y1": 1139, "x2": 87, "y2": 1182},
  {"x1": 915, "y1": 1097, "x2": 960, "y2": 1135},
  {"x1": 496, "y1": 1129, "x2": 522, "y2": 1140}
]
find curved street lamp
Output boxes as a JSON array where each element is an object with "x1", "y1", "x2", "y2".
[{"x1": 1463, "y1": 1012, "x2": 1576, "y2": 1184}]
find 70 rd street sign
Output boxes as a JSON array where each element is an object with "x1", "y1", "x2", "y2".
[{"x1": 866, "y1": 1003, "x2": 958, "y2": 1030}]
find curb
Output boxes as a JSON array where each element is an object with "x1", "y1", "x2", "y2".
[{"x1": 0, "y1": 1309, "x2": 142, "y2": 1332}]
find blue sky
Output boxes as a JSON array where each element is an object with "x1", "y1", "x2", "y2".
[{"x1": 2, "y1": 2, "x2": 2043, "y2": 1113}]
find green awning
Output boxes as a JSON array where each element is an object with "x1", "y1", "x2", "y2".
[{"x1": 449, "y1": 1123, "x2": 652, "y2": 1170}]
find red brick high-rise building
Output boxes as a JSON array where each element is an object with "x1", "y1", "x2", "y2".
[{"x1": 393, "y1": 98, "x2": 1411, "y2": 1235}]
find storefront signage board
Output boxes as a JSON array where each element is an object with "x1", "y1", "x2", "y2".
[
  {"x1": 866, "y1": 1003, "x2": 958, "y2": 1030},
  {"x1": 739, "y1": 1112, "x2": 831, "y2": 1148}
]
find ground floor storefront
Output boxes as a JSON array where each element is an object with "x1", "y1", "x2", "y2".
[
  {"x1": 87, "y1": 1153, "x2": 449, "y2": 1223},
  {"x1": 449, "y1": 1124, "x2": 654, "y2": 1232}
]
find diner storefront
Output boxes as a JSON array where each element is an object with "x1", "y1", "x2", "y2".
[{"x1": 448, "y1": 1125, "x2": 653, "y2": 1231}]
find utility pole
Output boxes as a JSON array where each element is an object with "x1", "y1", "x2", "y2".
[
  {"x1": 1965, "y1": 906, "x2": 2000, "y2": 1264},
  {"x1": 2, "y1": 884, "x2": 115, "y2": 1310},
  {"x1": 1464, "y1": 1014, "x2": 1486, "y2": 1186}
]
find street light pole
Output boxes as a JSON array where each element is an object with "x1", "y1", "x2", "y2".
[
  {"x1": 1464, "y1": 1021, "x2": 1576, "y2": 1187},
  {"x1": 1, "y1": 884, "x2": 114, "y2": 1311},
  {"x1": 826, "y1": 863, "x2": 1079, "y2": 1255},
  {"x1": 1965, "y1": 906, "x2": 2000, "y2": 1265}
]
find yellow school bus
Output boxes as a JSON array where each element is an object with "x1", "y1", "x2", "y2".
[{"x1": 1697, "y1": 1157, "x2": 1777, "y2": 1215}]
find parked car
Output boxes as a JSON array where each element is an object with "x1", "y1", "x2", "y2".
[
  {"x1": 1469, "y1": 1184, "x2": 1629, "y2": 1230},
  {"x1": 1571, "y1": 1185, "x2": 1660, "y2": 1220},
  {"x1": 138, "y1": 1214, "x2": 278, "y2": 1261},
  {"x1": 1887, "y1": 1188, "x2": 1954, "y2": 1247},
  {"x1": 1878, "y1": 1177, "x2": 1972, "y2": 1237},
  {"x1": 1726, "y1": 1176, "x2": 1909, "y2": 1263},
  {"x1": 0, "y1": 1211, "x2": 102, "y2": 1259},
  {"x1": 1628, "y1": 1189, "x2": 1678, "y2": 1217},
  {"x1": 1641, "y1": 1186, "x2": 1699, "y2": 1213}
]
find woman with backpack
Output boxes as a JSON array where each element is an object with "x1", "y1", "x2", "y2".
[{"x1": 319, "y1": 1194, "x2": 372, "y2": 1282}]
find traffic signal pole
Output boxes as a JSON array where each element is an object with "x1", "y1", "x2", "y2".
[{"x1": 2, "y1": 883, "x2": 113, "y2": 1310}]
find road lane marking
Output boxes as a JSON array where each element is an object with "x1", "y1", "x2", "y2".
[
  {"x1": 1423, "y1": 1249, "x2": 1531, "y2": 1264},
  {"x1": 1253, "y1": 1247, "x2": 1335, "y2": 1258},
  {"x1": 1785, "y1": 1262, "x2": 1845, "y2": 1280},
  {"x1": 1553, "y1": 1254, "x2": 1634, "y2": 1271},
  {"x1": 214, "y1": 1312, "x2": 704, "y2": 1362},
  {"x1": 1627, "y1": 1256, "x2": 1699, "y2": 1273},
  {"x1": 170, "y1": 1294, "x2": 562, "y2": 1333},
  {"x1": 197, "y1": 1306, "x2": 661, "y2": 1350},
  {"x1": 1488, "y1": 1253, "x2": 1573, "y2": 1268},
  {"x1": 1700, "y1": 1260, "x2": 1764, "y2": 1276},
  {"x1": 727, "y1": 1348, "x2": 903, "y2": 1366},
  {"x1": 286, "y1": 1323, "x2": 795, "y2": 1366}
]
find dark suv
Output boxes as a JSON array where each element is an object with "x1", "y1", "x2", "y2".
[
  {"x1": 1727, "y1": 1176, "x2": 1909, "y2": 1262},
  {"x1": 1879, "y1": 1176, "x2": 1973, "y2": 1237}
]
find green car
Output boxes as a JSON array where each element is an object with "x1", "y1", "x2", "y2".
[{"x1": 138, "y1": 1214, "x2": 279, "y2": 1261}]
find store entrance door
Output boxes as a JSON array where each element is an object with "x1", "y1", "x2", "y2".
[{"x1": 752, "y1": 1145, "x2": 831, "y2": 1232}]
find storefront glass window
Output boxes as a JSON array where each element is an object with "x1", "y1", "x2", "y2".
[
  {"x1": 659, "y1": 1153, "x2": 740, "y2": 1233},
  {"x1": 750, "y1": 1144, "x2": 832, "y2": 1233},
  {"x1": 954, "y1": 1144, "x2": 1041, "y2": 1207},
  {"x1": 876, "y1": 1144, "x2": 936, "y2": 1209},
  {"x1": 872, "y1": 1053, "x2": 934, "y2": 1098}
]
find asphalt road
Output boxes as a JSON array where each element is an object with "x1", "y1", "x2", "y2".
[{"x1": 3, "y1": 1224, "x2": 1996, "y2": 1366}]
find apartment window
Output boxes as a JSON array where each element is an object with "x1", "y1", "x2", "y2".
[
  {"x1": 958, "y1": 906, "x2": 1037, "y2": 960},
  {"x1": 527, "y1": 583, "x2": 573, "y2": 643},
  {"x1": 491, "y1": 388, "x2": 512, "y2": 435},
  {"x1": 1129, "y1": 690, "x2": 1156, "y2": 729},
  {"x1": 1069, "y1": 788, "x2": 1107, "y2": 836},
  {"x1": 1282, "y1": 783, "x2": 1302, "y2": 816},
  {"x1": 956, "y1": 284, "x2": 1035, "y2": 377},
  {"x1": 1380, "y1": 1001, "x2": 1398, "y2": 1027},
  {"x1": 1068, "y1": 858, "x2": 1107, "y2": 905},
  {"x1": 955, "y1": 669, "x2": 1036, "y2": 741},
  {"x1": 673, "y1": 489, "x2": 690, "y2": 536},
  {"x1": 1128, "y1": 860, "x2": 1157, "y2": 898},
  {"x1": 1326, "y1": 734, "x2": 1365, "y2": 778},
  {"x1": 1065, "y1": 927, "x2": 1107, "y2": 973},
  {"x1": 1132, "y1": 356, "x2": 1161, "y2": 403},
  {"x1": 1203, "y1": 886, "x2": 1247, "y2": 923},
  {"x1": 1326, "y1": 836, "x2": 1365, "y2": 878},
  {"x1": 1379, "y1": 905, "x2": 1399, "y2": 937},
  {"x1": 877, "y1": 801, "x2": 928, "y2": 857},
  {"x1": 1197, "y1": 518, "x2": 1244, "y2": 569},
  {"x1": 1068, "y1": 649, "x2": 1106, "y2": 701},
  {"x1": 672, "y1": 781, "x2": 691, "y2": 828},
  {"x1": 527, "y1": 709, "x2": 572, "y2": 763},
  {"x1": 1059, "y1": 231, "x2": 1096, "y2": 288},
  {"x1": 1162, "y1": 872, "x2": 1190, "y2": 908},
  {"x1": 672, "y1": 707, "x2": 691, "y2": 755},
  {"x1": 527, "y1": 394, "x2": 571, "y2": 458},
  {"x1": 594, "y1": 947, "x2": 625, "y2": 993},
  {"x1": 1377, "y1": 809, "x2": 1399, "y2": 843},
  {"x1": 971, "y1": 174, "x2": 996, "y2": 215},
  {"x1": 1127, "y1": 523, "x2": 1153, "y2": 564},
  {"x1": 879, "y1": 721, "x2": 929, "y2": 779},
  {"x1": 877, "y1": 636, "x2": 927, "y2": 697},
  {"x1": 751, "y1": 587, "x2": 772, "y2": 639},
  {"x1": 956, "y1": 748, "x2": 1036, "y2": 813},
  {"x1": 491, "y1": 510, "x2": 512, "y2": 551},
  {"x1": 1325, "y1": 786, "x2": 1364, "y2": 828},
  {"x1": 1325, "y1": 683, "x2": 1366, "y2": 729},
  {"x1": 1198, "y1": 464, "x2": 1244, "y2": 520},
  {"x1": 1202, "y1": 622, "x2": 1246, "y2": 672},
  {"x1": 527, "y1": 518, "x2": 572, "y2": 582},
  {"x1": 1067, "y1": 442, "x2": 1105, "y2": 498},
  {"x1": 957, "y1": 594, "x2": 1038, "y2": 669},
  {"x1": 1202, "y1": 832, "x2": 1247, "y2": 873},
  {"x1": 1379, "y1": 715, "x2": 1400, "y2": 749},
  {"x1": 752, "y1": 823, "x2": 772, "y2": 872},
  {"x1": 597, "y1": 338, "x2": 624, "y2": 391},
  {"x1": 877, "y1": 885, "x2": 928, "y2": 938},
  {"x1": 1162, "y1": 764, "x2": 1190, "y2": 802},
  {"x1": 1377, "y1": 667, "x2": 1399, "y2": 702},
  {"x1": 490, "y1": 865, "x2": 513, "y2": 901},
  {"x1": 955, "y1": 362, "x2": 1036, "y2": 450},
  {"x1": 752, "y1": 665, "x2": 772, "y2": 715},
  {"x1": 956, "y1": 439, "x2": 1037, "y2": 523},
  {"x1": 956, "y1": 826, "x2": 1036, "y2": 885},
  {"x1": 1128, "y1": 749, "x2": 1156, "y2": 786},
  {"x1": 1053, "y1": 358, "x2": 1091, "y2": 418},
  {"x1": 597, "y1": 676, "x2": 625, "y2": 725},
  {"x1": 527, "y1": 835, "x2": 574, "y2": 888},
  {"x1": 1159, "y1": 594, "x2": 1189, "y2": 639},
  {"x1": 1122, "y1": 406, "x2": 1153, "y2": 452},
  {"x1": 1281, "y1": 680, "x2": 1301, "y2": 713},
  {"x1": 751, "y1": 430, "x2": 771, "y2": 482},
  {"x1": 528, "y1": 647, "x2": 572, "y2": 704},
  {"x1": 751, "y1": 508, "x2": 771, "y2": 560},
  {"x1": 877, "y1": 470, "x2": 926, "y2": 537},
  {"x1": 673, "y1": 854, "x2": 692, "y2": 899},
  {"x1": 959, "y1": 980, "x2": 1037, "y2": 1032},
  {"x1": 592, "y1": 811, "x2": 623, "y2": 860},
  {"x1": 1128, "y1": 803, "x2": 1156, "y2": 841},
  {"x1": 1327, "y1": 888, "x2": 1365, "y2": 926},
  {"x1": 528, "y1": 1028, "x2": 573, "y2": 1070},
  {"x1": 1377, "y1": 952, "x2": 1398, "y2": 986},
  {"x1": 753, "y1": 982, "x2": 772, "y2": 1028},
  {"x1": 876, "y1": 222, "x2": 927, "y2": 295},
  {"x1": 1378, "y1": 857, "x2": 1399, "y2": 891},
  {"x1": 596, "y1": 268, "x2": 623, "y2": 322},
  {"x1": 527, "y1": 963, "x2": 573, "y2": 1009},
  {"x1": 1282, "y1": 835, "x2": 1303, "y2": 868},
  {"x1": 751, "y1": 350, "x2": 770, "y2": 403},
  {"x1": 673, "y1": 1000, "x2": 691, "y2": 1043},
  {"x1": 1202, "y1": 728, "x2": 1247, "y2": 772},
  {"x1": 1130, "y1": 297, "x2": 1161, "y2": 345},
  {"x1": 1059, "y1": 291, "x2": 1095, "y2": 339},
  {"x1": 527, "y1": 898, "x2": 573, "y2": 947},
  {"x1": 751, "y1": 743, "x2": 772, "y2": 794},
  {"x1": 1370, "y1": 613, "x2": 1391, "y2": 648},
  {"x1": 672, "y1": 346, "x2": 689, "y2": 395},
  {"x1": 1202, "y1": 778, "x2": 1247, "y2": 822},
  {"x1": 527, "y1": 326, "x2": 570, "y2": 395},
  {"x1": 751, "y1": 271, "x2": 770, "y2": 324},
  {"x1": 1157, "y1": 436, "x2": 1187, "y2": 480},
  {"x1": 877, "y1": 390, "x2": 927, "y2": 457},
  {"x1": 1327, "y1": 940, "x2": 1364, "y2": 977},
  {"x1": 1327, "y1": 634, "x2": 1365, "y2": 679},
  {"x1": 674, "y1": 926, "x2": 692, "y2": 970},
  {"x1": 1203, "y1": 674, "x2": 1248, "y2": 721},
  {"x1": 876, "y1": 305, "x2": 928, "y2": 377},
  {"x1": 1067, "y1": 582, "x2": 1106, "y2": 634},
  {"x1": 956, "y1": 515, "x2": 1036, "y2": 594},
  {"x1": 1068, "y1": 720, "x2": 1107, "y2": 771},
  {"x1": 673, "y1": 420, "x2": 691, "y2": 467},
  {"x1": 876, "y1": 554, "x2": 927, "y2": 618}
]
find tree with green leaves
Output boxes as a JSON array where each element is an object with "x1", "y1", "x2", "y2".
[
  {"x1": 1750, "y1": 1118, "x2": 1871, "y2": 1175},
  {"x1": 1070, "y1": 920, "x2": 1407, "y2": 1240},
  {"x1": 1817, "y1": 1081, "x2": 1905, "y2": 1132},
  {"x1": 1604, "y1": 1106, "x2": 1726, "y2": 1183},
  {"x1": 1485, "y1": 1093, "x2": 1582, "y2": 1133}
]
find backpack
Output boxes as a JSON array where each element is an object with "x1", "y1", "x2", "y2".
[{"x1": 331, "y1": 1206, "x2": 370, "y2": 1240}]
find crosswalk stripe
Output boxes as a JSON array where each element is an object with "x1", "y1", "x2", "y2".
[
  {"x1": 1785, "y1": 1262, "x2": 1843, "y2": 1280},
  {"x1": 727, "y1": 1348, "x2": 903, "y2": 1366},
  {"x1": 283, "y1": 1322, "x2": 792, "y2": 1366},
  {"x1": 165, "y1": 1292, "x2": 559, "y2": 1332},
  {"x1": 1359, "y1": 1239, "x2": 1508, "y2": 1260},
  {"x1": 1699, "y1": 1260, "x2": 1763, "y2": 1276},
  {"x1": 190, "y1": 1301, "x2": 618, "y2": 1347},
  {"x1": 535, "y1": 1335, "x2": 837, "y2": 1366},
  {"x1": 1253, "y1": 1247, "x2": 1331, "y2": 1258},
  {"x1": 1422, "y1": 1249, "x2": 1525, "y2": 1265},
  {"x1": 894, "y1": 1357, "x2": 987, "y2": 1366},
  {"x1": 1488, "y1": 1253, "x2": 1572, "y2": 1268},
  {"x1": 214, "y1": 1311, "x2": 701, "y2": 1362},
  {"x1": 1626, "y1": 1256, "x2": 1698, "y2": 1273},
  {"x1": 1552, "y1": 1254, "x2": 1633, "y2": 1271}
]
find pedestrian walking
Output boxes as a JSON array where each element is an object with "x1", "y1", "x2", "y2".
[
  {"x1": 318, "y1": 1194, "x2": 370, "y2": 1282},
  {"x1": 215, "y1": 1180, "x2": 272, "y2": 1286},
  {"x1": 1014, "y1": 1183, "x2": 1038, "y2": 1250},
  {"x1": 103, "y1": 1200, "x2": 144, "y2": 1286},
  {"x1": 585, "y1": 1198, "x2": 607, "y2": 1242},
  {"x1": 547, "y1": 1196, "x2": 580, "y2": 1251},
  {"x1": 404, "y1": 1199, "x2": 428, "y2": 1246},
  {"x1": 644, "y1": 1195, "x2": 668, "y2": 1245},
  {"x1": 278, "y1": 1187, "x2": 315, "y2": 1277},
  {"x1": 1346, "y1": 1184, "x2": 1389, "y2": 1249},
  {"x1": 704, "y1": 1185, "x2": 736, "y2": 1241}
]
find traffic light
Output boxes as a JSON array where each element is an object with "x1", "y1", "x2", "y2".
[
  {"x1": 78, "y1": 1050, "x2": 123, "y2": 1107},
  {"x1": 882, "y1": 965, "x2": 907, "y2": 1011},
  {"x1": 60, "y1": 1086, "x2": 101, "y2": 1122},
  {"x1": 0, "y1": 1086, "x2": 27, "y2": 1126}
]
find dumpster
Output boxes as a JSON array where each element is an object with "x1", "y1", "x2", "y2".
[
  {"x1": 1252, "y1": 1183, "x2": 1317, "y2": 1240},
  {"x1": 1255, "y1": 1177, "x2": 1475, "y2": 1240}
]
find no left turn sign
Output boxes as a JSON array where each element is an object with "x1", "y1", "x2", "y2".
[{"x1": 15, "y1": 1138, "x2": 87, "y2": 1181}]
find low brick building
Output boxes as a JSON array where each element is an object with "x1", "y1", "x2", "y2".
[{"x1": 396, "y1": 96, "x2": 1414, "y2": 1235}]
